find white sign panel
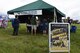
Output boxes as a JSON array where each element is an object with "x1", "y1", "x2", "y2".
[
  {"x1": 49, "y1": 23, "x2": 70, "y2": 53},
  {"x1": 14, "y1": 10, "x2": 42, "y2": 15}
]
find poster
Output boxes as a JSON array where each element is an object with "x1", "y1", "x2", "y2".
[{"x1": 49, "y1": 23, "x2": 70, "y2": 53}]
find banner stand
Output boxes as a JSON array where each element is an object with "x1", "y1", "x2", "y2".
[{"x1": 49, "y1": 22, "x2": 70, "y2": 53}]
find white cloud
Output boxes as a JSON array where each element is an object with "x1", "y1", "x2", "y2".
[{"x1": 0, "y1": 0, "x2": 22, "y2": 13}]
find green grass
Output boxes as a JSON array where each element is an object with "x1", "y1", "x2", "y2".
[
  {"x1": 0, "y1": 23, "x2": 80, "y2": 53},
  {"x1": 70, "y1": 24, "x2": 80, "y2": 53},
  {"x1": 0, "y1": 22, "x2": 48, "y2": 53}
]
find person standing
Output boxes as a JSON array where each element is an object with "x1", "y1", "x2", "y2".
[
  {"x1": 12, "y1": 15, "x2": 19, "y2": 35},
  {"x1": 26, "y1": 17, "x2": 31, "y2": 33},
  {"x1": 42, "y1": 19, "x2": 48, "y2": 35},
  {"x1": 67, "y1": 17, "x2": 71, "y2": 25},
  {"x1": 31, "y1": 15, "x2": 37, "y2": 35},
  {"x1": 1, "y1": 19, "x2": 6, "y2": 28}
]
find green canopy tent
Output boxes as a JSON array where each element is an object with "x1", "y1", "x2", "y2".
[
  {"x1": 7, "y1": 0, "x2": 65, "y2": 33},
  {"x1": 7, "y1": 0, "x2": 65, "y2": 22}
]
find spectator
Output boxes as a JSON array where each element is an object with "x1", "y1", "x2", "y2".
[
  {"x1": 67, "y1": 17, "x2": 71, "y2": 24},
  {"x1": 31, "y1": 15, "x2": 37, "y2": 35},
  {"x1": 12, "y1": 16, "x2": 19, "y2": 35},
  {"x1": 26, "y1": 17, "x2": 31, "y2": 33},
  {"x1": 42, "y1": 19, "x2": 48, "y2": 35},
  {"x1": 1, "y1": 19, "x2": 6, "y2": 28}
]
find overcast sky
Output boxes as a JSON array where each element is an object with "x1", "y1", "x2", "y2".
[{"x1": 0, "y1": 0, "x2": 80, "y2": 20}]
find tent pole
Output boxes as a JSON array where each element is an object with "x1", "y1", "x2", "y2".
[{"x1": 54, "y1": 8, "x2": 57, "y2": 23}]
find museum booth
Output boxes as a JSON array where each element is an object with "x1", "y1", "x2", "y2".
[{"x1": 7, "y1": 0, "x2": 65, "y2": 33}]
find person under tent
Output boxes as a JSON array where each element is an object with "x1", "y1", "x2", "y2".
[
  {"x1": 26, "y1": 17, "x2": 31, "y2": 33},
  {"x1": 42, "y1": 18, "x2": 48, "y2": 35},
  {"x1": 31, "y1": 15, "x2": 37, "y2": 35}
]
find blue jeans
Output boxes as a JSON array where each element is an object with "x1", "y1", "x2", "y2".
[{"x1": 13, "y1": 27, "x2": 19, "y2": 35}]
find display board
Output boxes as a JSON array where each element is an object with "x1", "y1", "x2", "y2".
[{"x1": 49, "y1": 23, "x2": 70, "y2": 53}]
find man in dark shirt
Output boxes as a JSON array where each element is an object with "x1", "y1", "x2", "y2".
[
  {"x1": 12, "y1": 16, "x2": 19, "y2": 35},
  {"x1": 67, "y1": 17, "x2": 71, "y2": 24},
  {"x1": 26, "y1": 17, "x2": 31, "y2": 33}
]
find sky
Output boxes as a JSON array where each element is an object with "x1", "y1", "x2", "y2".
[{"x1": 0, "y1": 0, "x2": 80, "y2": 20}]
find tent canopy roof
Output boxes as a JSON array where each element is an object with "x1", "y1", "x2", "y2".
[{"x1": 7, "y1": 0, "x2": 65, "y2": 17}]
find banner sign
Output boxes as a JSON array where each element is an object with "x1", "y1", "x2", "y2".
[
  {"x1": 49, "y1": 23, "x2": 70, "y2": 53},
  {"x1": 14, "y1": 10, "x2": 42, "y2": 15}
]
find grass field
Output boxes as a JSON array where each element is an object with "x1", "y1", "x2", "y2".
[{"x1": 0, "y1": 22, "x2": 80, "y2": 53}]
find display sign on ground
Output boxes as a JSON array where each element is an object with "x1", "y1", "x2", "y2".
[{"x1": 49, "y1": 23, "x2": 70, "y2": 53}]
